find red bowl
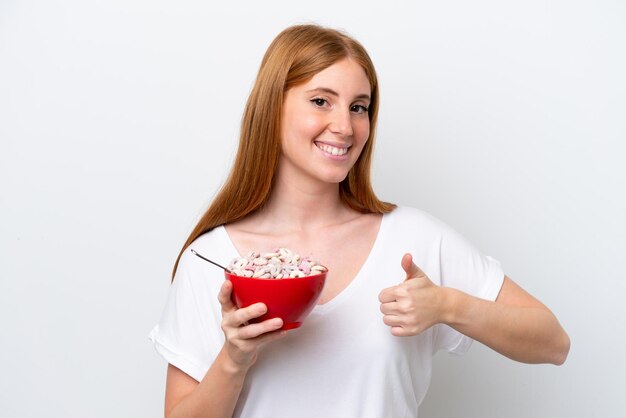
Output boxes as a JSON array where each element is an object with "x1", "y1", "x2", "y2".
[{"x1": 225, "y1": 271, "x2": 327, "y2": 330}]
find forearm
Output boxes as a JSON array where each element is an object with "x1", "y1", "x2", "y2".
[
  {"x1": 444, "y1": 287, "x2": 570, "y2": 365},
  {"x1": 166, "y1": 348, "x2": 248, "y2": 418}
]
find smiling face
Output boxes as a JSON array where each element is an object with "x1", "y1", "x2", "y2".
[{"x1": 279, "y1": 58, "x2": 372, "y2": 187}]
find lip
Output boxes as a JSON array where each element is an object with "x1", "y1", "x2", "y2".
[
  {"x1": 314, "y1": 141, "x2": 351, "y2": 160},
  {"x1": 314, "y1": 140, "x2": 351, "y2": 149}
]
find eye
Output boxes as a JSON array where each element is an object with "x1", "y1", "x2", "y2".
[
  {"x1": 310, "y1": 98, "x2": 329, "y2": 107},
  {"x1": 351, "y1": 104, "x2": 369, "y2": 114}
]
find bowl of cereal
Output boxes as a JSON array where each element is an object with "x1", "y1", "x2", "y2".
[{"x1": 225, "y1": 248, "x2": 327, "y2": 330}]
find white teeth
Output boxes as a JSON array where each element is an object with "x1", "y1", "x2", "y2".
[{"x1": 317, "y1": 143, "x2": 348, "y2": 156}]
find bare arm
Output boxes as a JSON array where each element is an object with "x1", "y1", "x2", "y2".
[
  {"x1": 165, "y1": 280, "x2": 287, "y2": 418},
  {"x1": 445, "y1": 276, "x2": 570, "y2": 364},
  {"x1": 164, "y1": 349, "x2": 245, "y2": 418},
  {"x1": 379, "y1": 254, "x2": 570, "y2": 365}
]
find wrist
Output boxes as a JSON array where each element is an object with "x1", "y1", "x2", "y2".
[
  {"x1": 218, "y1": 347, "x2": 251, "y2": 378},
  {"x1": 440, "y1": 287, "x2": 464, "y2": 327}
]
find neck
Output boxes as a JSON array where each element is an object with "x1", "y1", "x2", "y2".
[{"x1": 256, "y1": 172, "x2": 353, "y2": 233}]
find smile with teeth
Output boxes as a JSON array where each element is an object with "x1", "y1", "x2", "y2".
[{"x1": 315, "y1": 142, "x2": 349, "y2": 156}]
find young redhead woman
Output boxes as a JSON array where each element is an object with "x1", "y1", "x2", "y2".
[{"x1": 150, "y1": 25, "x2": 570, "y2": 418}]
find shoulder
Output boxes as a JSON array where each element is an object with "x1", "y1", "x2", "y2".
[
  {"x1": 384, "y1": 206, "x2": 480, "y2": 256},
  {"x1": 386, "y1": 205, "x2": 453, "y2": 236},
  {"x1": 189, "y1": 227, "x2": 225, "y2": 251},
  {"x1": 174, "y1": 226, "x2": 230, "y2": 283}
]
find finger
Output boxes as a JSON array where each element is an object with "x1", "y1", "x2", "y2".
[
  {"x1": 390, "y1": 326, "x2": 410, "y2": 337},
  {"x1": 382, "y1": 314, "x2": 403, "y2": 327},
  {"x1": 237, "y1": 317, "x2": 284, "y2": 340},
  {"x1": 379, "y1": 301, "x2": 400, "y2": 315},
  {"x1": 218, "y1": 280, "x2": 236, "y2": 312},
  {"x1": 250, "y1": 326, "x2": 289, "y2": 348},
  {"x1": 401, "y1": 253, "x2": 427, "y2": 280},
  {"x1": 378, "y1": 286, "x2": 399, "y2": 303},
  {"x1": 230, "y1": 303, "x2": 268, "y2": 327}
]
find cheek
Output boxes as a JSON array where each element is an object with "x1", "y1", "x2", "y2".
[
  {"x1": 296, "y1": 113, "x2": 327, "y2": 139},
  {"x1": 283, "y1": 113, "x2": 313, "y2": 138},
  {"x1": 354, "y1": 119, "x2": 370, "y2": 144},
  {"x1": 281, "y1": 113, "x2": 325, "y2": 152}
]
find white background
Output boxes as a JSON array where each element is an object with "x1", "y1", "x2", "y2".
[{"x1": 1, "y1": 1, "x2": 624, "y2": 417}]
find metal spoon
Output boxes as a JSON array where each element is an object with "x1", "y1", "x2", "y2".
[{"x1": 191, "y1": 249, "x2": 231, "y2": 273}]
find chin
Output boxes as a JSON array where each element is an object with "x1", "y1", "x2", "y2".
[
  {"x1": 318, "y1": 171, "x2": 350, "y2": 185},
  {"x1": 313, "y1": 161, "x2": 356, "y2": 185}
]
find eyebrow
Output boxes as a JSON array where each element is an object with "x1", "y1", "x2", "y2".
[{"x1": 305, "y1": 87, "x2": 370, "y2": 102}]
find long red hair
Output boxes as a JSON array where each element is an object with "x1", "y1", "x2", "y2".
[{"x1": 172, "y1": 24, "x2": 395, "y2": 278}]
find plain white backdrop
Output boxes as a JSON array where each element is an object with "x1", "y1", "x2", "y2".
[{"x1": 1, "y1": 0, "x2": 625, "y2": 417}]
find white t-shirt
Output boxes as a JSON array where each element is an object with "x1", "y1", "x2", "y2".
[{"x1": 150, "y1": 206, "x2": 504, "y2": 417}]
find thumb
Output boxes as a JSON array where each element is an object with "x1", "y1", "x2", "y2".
[{"x1": 401, "y1": 253, "x2": 426, "y2": 281}]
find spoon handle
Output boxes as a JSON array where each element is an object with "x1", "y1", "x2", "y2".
[{"x1": 191, "y1": 249, "x2": 231, "y2": 273}]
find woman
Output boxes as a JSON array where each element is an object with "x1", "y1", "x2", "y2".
[{"x1": 150, "y1": 24, "x2": 570, "y2": 418}]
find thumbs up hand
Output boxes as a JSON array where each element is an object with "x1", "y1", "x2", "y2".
[
  {"x1": 400, "y1": 252, "x2": 428, "y2": 281},
  {"x1": 378, "y1": 253, "x2": 448, "y2": 337}
]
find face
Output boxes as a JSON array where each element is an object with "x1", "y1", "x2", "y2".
[{"x1": 279, "y1": 58, "x2": 371, "y2": 186}]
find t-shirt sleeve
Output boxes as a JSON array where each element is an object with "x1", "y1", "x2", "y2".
[
  {"x1": 432, "y1": 221, "x2": 505, "y2": 356},
  {"x1": 149, "y1": 248, "x2": 225, "y2": 382}
]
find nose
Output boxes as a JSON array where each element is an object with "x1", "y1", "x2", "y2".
[{"x1": 329, "y1": 108, "x2": 353, "y2": 137}]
